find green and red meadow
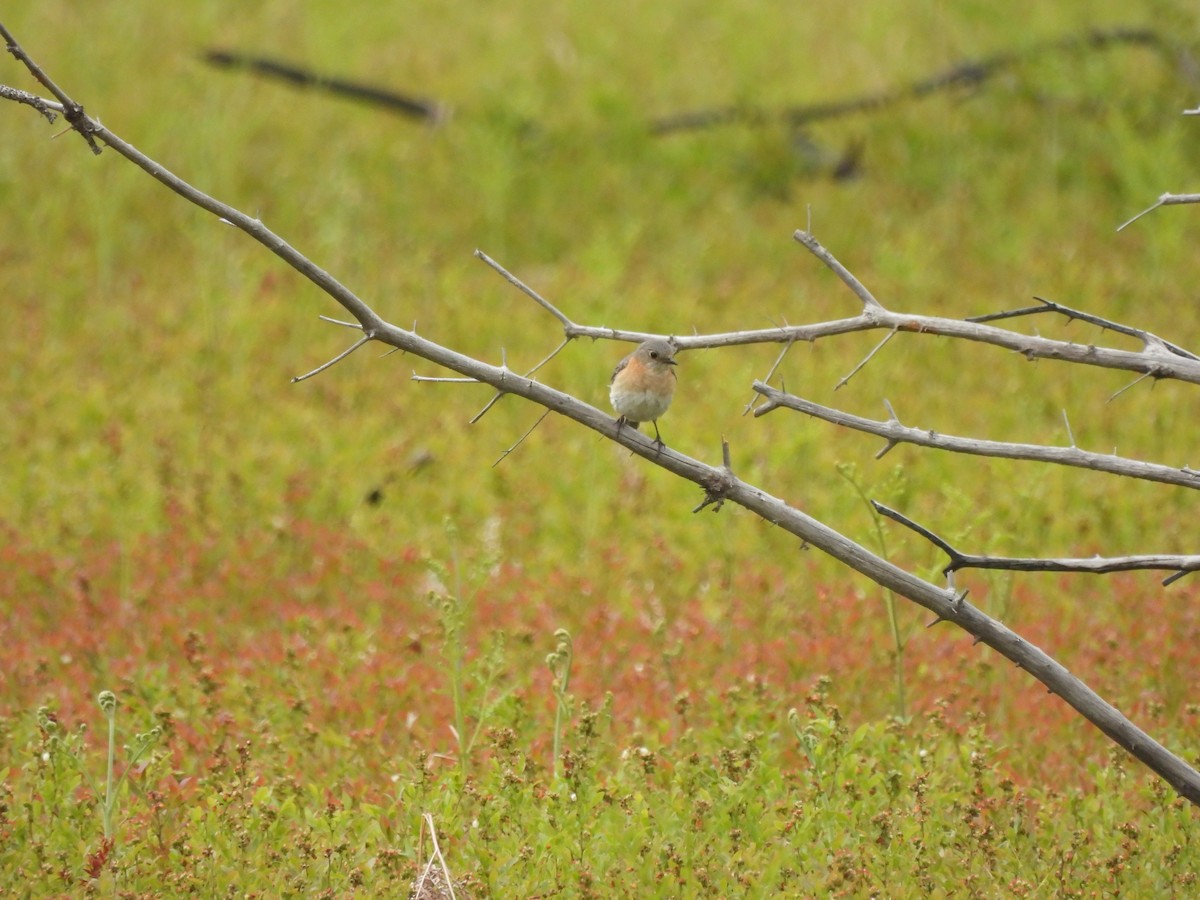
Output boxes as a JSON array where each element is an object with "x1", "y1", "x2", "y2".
[{"x1": 2, "y1": 0, "x2": 1199, "y2": 894}]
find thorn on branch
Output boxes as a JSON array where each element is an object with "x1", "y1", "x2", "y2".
[
  {"x1": 291, "y1": 334, "x2": 372, "y2": 383},
  {"x1": 693, "y1": 437, "x2": 736, "y2": 513},
  {"x1": 0, "y1": 23, "x2": 102, "y2": 154},
  {"x1": 476, "y1": 249, "x2": 577, "y2": 333},
  {"x1": 793, "y1": 229, "x2": 885, "y2": 312},
  {"x1": 744, "y1": 339, "x2": 795, "y2": 415},
  {"x1": 493, "y1": 408, "x2": 551, "y2": 467}
]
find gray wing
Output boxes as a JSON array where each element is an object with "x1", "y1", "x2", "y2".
[{"x1": 610, "y1": 356, "x2": 629, "y2": 384}]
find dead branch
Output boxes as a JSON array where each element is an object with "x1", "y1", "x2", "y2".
[
  {"x1": 1118, "y1": 191, "x2": 1200, "y2": 230},
  {"x1": 753, "y1": 385, "x2": 1200, "y2": 490},
  {"x1": 874, "y1": 502, "x2": 1200, "y2": 584},
  {"x1": 480, "y1": 230, "x2": 1200, "y2": 387},
  {"x1": 971, "y1": 296, "x2": 1199, "y2": 361},
  {"x1": 4, "y1": 24, "x2": 1200, "y2": 805}
]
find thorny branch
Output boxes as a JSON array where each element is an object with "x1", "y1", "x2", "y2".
[
  {"x1": 4, "y1": 25, "x2": 1200, "y2": 804},
  {"x1": 873, "y1": 502, "x2": 1200, "y2": 586},
  {"x1": 467, "y1": 229, "x2": 1200, "y2": 387},
  {"x1": 752, "y1": 385, "x2": 1200, "y2": 490}
]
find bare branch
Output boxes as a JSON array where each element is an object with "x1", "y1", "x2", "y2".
[
  {"x1": 1061, "y1": 409, "x2": 1076, "y2": 448},
  {"x1": 480, "y1": 246, "x2": 1200, "y2": 387},
  {"x1": 970, "y1": 295, "x2": 1199, "y2": 360},
  {"x1": 476, "y1": 249, "x2": 576, "y2": 331},
  {"x1": 318, "y1": 314, "x2": 363, "y2": 330},
  {"x1": 874, "y1": 502, "x2": 1200, "y2": 582},
  {"x1": 794, "y1": 230, "x2": 885, "y2": 312},
  {"x1": 1109, "y1": 372, "x2": 1153, "y2": 403},
  {"x1": 6, "y1": 25, "x2": 1199, "y2": 804},
  {"x1": 743, "y1": 338, "x2": 795, "y2": 415},
  {"x1": 290, "y1": 334, "x2": 372, "y2": 383},
  {"x1": 835, "y1": 327, "x2": 897, "y2": 389},
  {"x1": 1118, "y1": 192, "x2": 1200, "y2": 231},
  {"x1": 411, "y1": 374, "x2": 479, "y2": 384},
  {"x1": 493, "y1": 408, "x2": 551, "y2": 467},
  {"x1": 753, "y1": 384, "x2": 1200, "y2": 490},
  {"x1": 0, "y1": 82, "x2": 59, "y2": 121}
]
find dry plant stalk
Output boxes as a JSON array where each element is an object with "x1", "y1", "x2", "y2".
[{"x1": 411, "y1": 813, "x2": 464, "y2": 900}]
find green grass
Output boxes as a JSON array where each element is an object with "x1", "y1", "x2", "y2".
[{"x1": 2, "y1": 0, "x2": 1200, "y2": 893}]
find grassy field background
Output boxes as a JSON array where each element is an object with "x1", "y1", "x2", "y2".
[{"x1": 3, "y1": 0, "x2": 1200, "y2": 894}]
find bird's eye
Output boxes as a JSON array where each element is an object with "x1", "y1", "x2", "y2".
[{"x1": 649, "y1": 350, "x2": 659, "y2": 359}]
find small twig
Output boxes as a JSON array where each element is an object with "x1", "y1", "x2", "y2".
[
  {"x1": 1108, "y1": 372, "x2": 1153, "y2": 403},
  {"x1": 476, "y1": 249, "x2": 575, "y2": 330},
  {"x1": 494, "y1": 408, "x2": 552, "y2": 467},
  {"x1": 412, "y1": 374, "x2": 480, "y2": 384},
  {"x1": 1118, "y1": 192, "x2": 1200, "y2": 231},
  {"x1": 1061, "y1": 409, "x2": 1076, "y2": 448},
  {"x1": 793, "y1": 230, "x2": 885, "y2": 311},
  {"x1": 874, "y1": 399, "x2": 902, "y2": 459},
  {"x1": 872, "y1": 502, "x2": 963, "y2": 565},
  {"x1": 743, "y1": 337, "x2": 795, "y2": 415},
  {"x1": 318, "y1": 314, "x2": 363, "y2": 330},
  {"x1": 469, "y1": 391, "x2": 506, "y2": 424},
  {"x1": 524, "y1": 337, "x2": 572, "y2": 379},
  {"x1": 291, "y1": 334, "x2": 371, "y2": 383},
  {"x1": 835, "y1": 327, "x2": 897, "y2": 389},
  {"x1": 0, "y1": 83, "x2": 60, "y2": 121}
]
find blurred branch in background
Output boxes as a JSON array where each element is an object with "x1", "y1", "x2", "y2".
[{"x1": 201, "y1": 26, "x2": 1174, "y2": 139}]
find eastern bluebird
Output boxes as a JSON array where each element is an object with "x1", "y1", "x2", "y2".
[{"x1": 609, "y1": 338, "x2": 678, "y2": 446}]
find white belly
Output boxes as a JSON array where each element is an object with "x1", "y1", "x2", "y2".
[{"x1": 610, "y1": 386, "x2": 672, "y2": 423}]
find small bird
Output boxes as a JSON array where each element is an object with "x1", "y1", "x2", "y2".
[{"x1": 609, "y1": 338, "x2": 678, "y2": 447}]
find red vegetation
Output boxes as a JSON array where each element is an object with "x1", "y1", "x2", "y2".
[{"x1": 2, "y1": 517, "x2": 1197, "y2": 797}]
